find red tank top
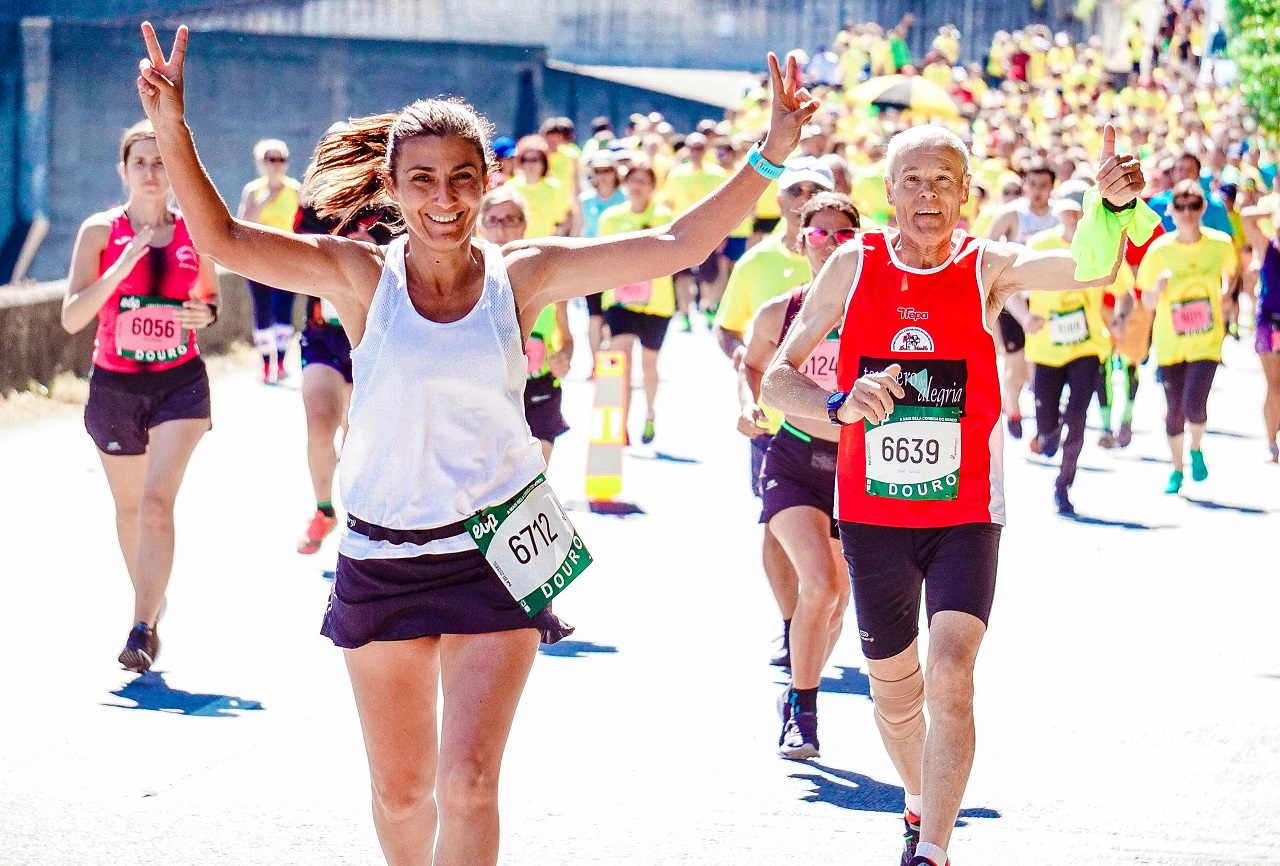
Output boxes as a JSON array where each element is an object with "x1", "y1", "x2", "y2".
[
  {"x1": 93, "y1": 207, "x2": 203, "y2": 373},
  {"x1": 835, "y1": 229, "x2": 1005, "y2": 527}
]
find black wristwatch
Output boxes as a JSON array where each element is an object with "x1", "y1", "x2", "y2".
[
  {"x1": 1102, "y1": 197, "x2": 1137, "y2": 214},
  {"x1": 827, "y1": 390, "x2": 850, "y2": 425}
]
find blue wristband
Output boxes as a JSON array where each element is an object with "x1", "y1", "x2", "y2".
[{"x1": 747, "y1": 143, "x2": 785, "y2": 181}]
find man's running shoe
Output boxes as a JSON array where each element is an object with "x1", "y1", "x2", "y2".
[
  {"x1": 641, "y1": 420, "x2": 656, "y2": 445},
  {"x1": 1190, "y1": 449, "x2": 1208, "y2": 482},
  {"x1": 1007, "y1": 416, "x2": 1023, "y2": 439},
  {"x1": 1165, "y1": 469, "x2": 1184, "y2": 494},
  {"x1": 900, "y1": 810, "x2": 921, "y2": 866},
  {"x1": 118, "y1": 622, "x2": 159, "y2": 673},
  {"x1": 298, "y1": 509, "x2": 339, "y2": 555},
  {"x1": 778, "y1": 709, "x2": 820, "y2": 760},
  {"x1": 907, "y1": 858, "x2": 948, "y2": 866},
  {"x1": 1098, "y1": 430, "x2": 1117, "y2": 449},
  {"x1": 776, "y1": 688, "x2": 793, "y2": 745},
  {"x1": 1117, "y1": 421, "x2": 1133, "y2": 448},
  {"x1": 1269, "y1": 442, "x2": 1279, "y2": 463},
  {"x1": 276, "y1": 360, "x2": 289, "y2": 383}
]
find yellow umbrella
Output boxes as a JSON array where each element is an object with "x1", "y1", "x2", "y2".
[{"x1": 845, "y1": 74, "x2": 961, "y2": 118}]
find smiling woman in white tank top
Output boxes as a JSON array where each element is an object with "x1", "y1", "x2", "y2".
[{"x1": 135, "y1": 22, "x2": 817, "y2": 866}]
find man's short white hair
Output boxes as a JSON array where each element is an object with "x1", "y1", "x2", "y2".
[{"x1": 884, "y1": 125, "x2": 971, "y2": 180}]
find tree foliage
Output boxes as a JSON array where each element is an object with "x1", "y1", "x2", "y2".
[{"x1": 1228, "y1": 0, "x2": 1280, "y2": 134}]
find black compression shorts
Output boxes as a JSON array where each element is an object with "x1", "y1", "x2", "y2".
[{"x1": 839, "y1": 522, "x2": 1001, "y2": 660}]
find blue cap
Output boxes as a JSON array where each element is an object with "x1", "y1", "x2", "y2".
[{"x1": 492, "y1": 136, "x2": 517, "y2": 159}]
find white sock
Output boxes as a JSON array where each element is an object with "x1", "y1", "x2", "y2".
[
  {"x1": 915, "y1": 841, "x2": 948, "y2": 865},
  {"x1": 904, "y1": 792, "x2": 923, "y2": 818}
]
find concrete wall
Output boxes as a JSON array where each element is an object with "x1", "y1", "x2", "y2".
[
  {"x1": 0, "y1": 267, "x2": 254, "y2": 393},
  {"x1": 0, "y1": 22, "x2": 22, "y2": 277},
  {"x1": 28, "y1": 23, "x2": 545, "y2": 282},
  {"x1": 542, "y1": 68, "x2": 724, "y2": 140}
]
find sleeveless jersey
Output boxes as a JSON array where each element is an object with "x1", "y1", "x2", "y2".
[
  {"x1": 93, "y1": 207, "x2": 203, "y2": 374},
  {"x1": 783, "y1": 287, "x2": 841, "y2": 391},
  {"x1": 835, "y1": 229, "x2": 1005, "y2": 527},
  {"x1": 246, "y1": 176, "x2": 301, "y2": 231},
  {"x1": 1259, "y1": 240, "x2": 1280, "y2": 321},
  {"x1": 339, "y1": 238, "x2": 546, "y2": 559}
]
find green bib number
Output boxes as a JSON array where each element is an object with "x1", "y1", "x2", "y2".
[
  {"x1": 865, "y1": 406, "x2": 962, "y2": 500},
  {"x1": 465, "y1": 475, "x2": 592, "y2": 616}
]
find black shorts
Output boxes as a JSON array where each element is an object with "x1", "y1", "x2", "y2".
[
  {"x1": 84, "y1": 358, "x2": 211, "y2": 456},
  {"x1": 585, "y1": 291, "x2": 604, "y2": 317},
  {"x1": 760, "y1": 424, "x2": 838, "y2": 538},
  {"x1": 750, "y1": 433, "x2": 770, "y2": 498},
  {"x1": 674, "y1": 249, "x2": 720, "y2": 284},
  {"x1": 603, "y1": 306, "x2": 670, "y2": 351},
  {"x1": 839, "y1": 522, "x2": 1001, "y2": 660},
  {"x1": 997, "y1": 309, "x2": 1025, "y2": 353},
  {"x1": 300, "y1": 324, "x2": 353, "y2": 383},
  {"x1": 524, "y1": 373, "x2": 570, "y2": 443},
  {"x1": 723, "y1": 236, "x2": 749, "y2": 262},
  {"x1": 753, "y1": 217, "x2": 781, "y2": 235}
]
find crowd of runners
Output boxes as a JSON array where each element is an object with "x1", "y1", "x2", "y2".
[{"x1": 54, "y1": 10, "x2": 1279, "y2": 866}]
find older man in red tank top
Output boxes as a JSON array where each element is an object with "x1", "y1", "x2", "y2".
[{"x1": 762, "y1": 124, "x2": 1146, "y2": 866}]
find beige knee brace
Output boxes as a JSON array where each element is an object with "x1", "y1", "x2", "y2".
[{"x1": 870, "y1": 665, "x2": 926, "y2": 741}]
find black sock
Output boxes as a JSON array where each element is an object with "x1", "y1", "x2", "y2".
[
  {"x1": 317, "y1": 500, "x2": 336, "y2": 518},
  {"x1": 782, "y1": 619, "x2": 791, "y2": 649},
  {"x1": 792, "y1": 686, "x2": 819, "y2": 714}
]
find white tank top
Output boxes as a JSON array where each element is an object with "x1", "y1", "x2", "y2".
[{"x1": 339, "y1": 237, "x2": 545, "y2": 559}]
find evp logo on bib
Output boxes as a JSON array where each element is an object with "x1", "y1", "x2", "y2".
[{"x1": 890, "y1": 327, "x2": 935, "y2": 353}]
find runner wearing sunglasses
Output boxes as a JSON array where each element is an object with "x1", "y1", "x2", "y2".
[
  {"x1": 738, "y1": 192, "x2": 859, "y2": 759},
  {"x1": 1137, "y1": 179, "x2": 1238, "y2": 493},
  {"x1": 716, "y1": 156, "x2": 834, "y2": 668}
]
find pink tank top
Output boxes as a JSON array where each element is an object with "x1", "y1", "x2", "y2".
[{"x1": 93, "y1": 207, "x2": 203, "y2": 373}]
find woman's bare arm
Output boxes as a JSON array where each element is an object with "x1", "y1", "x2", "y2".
[
  {"x1": 507, "y1": 53, "x2": 819, "y2": 321},
  {"x1": 135, "y1": 23, "x2": 379, "y2": 323}
]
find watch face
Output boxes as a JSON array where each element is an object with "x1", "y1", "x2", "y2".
[{"x1": 827, "y1": 391, "x2": 846, "y2": 411}]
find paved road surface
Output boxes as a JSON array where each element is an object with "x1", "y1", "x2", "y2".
[{"x1": 2, "y1": 309, "x2": 1277, "y2": 865}]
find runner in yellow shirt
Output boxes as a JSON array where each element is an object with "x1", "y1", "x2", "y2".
[
  {"x1": 713, "y1": 157, "x2": 832, "y2": 669},
  {"x1": 1014, "y1": 196, "x2": 1129, "y2": 514},
  {"x1": 1136, "y1": 180, "x2": 1238, "y2": 493},
  {"x1": 511, "y1": 136, "x2": 572, "y2": 239},
  {"x1": 598, "y1": 160, "x2": 676, "y2": 445},
  {"x1": 660, "y1": 132, "x2": 729, "y2": 331}
]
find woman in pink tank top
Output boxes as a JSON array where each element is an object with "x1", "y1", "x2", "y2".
[{"x1": 61, "y1": 119, "x2": 219, "y2": 674}]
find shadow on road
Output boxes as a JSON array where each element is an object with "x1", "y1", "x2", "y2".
[
  {"x1": 820, "y1": 665, "x2": 873, "y2": 699},
  {"x1": 793, "y1": 764, "x2": 1001, "y2": 826},
  {"x1": 1062, "y1": 513, "x2": 1176, "y2": 530},
  {"x1": 538, "y1": 640, "x2": 619, "y2": 658},
  {"x1": 104, "y1": 672, "x2": 265, "y2": 717},
  {"x1": 1182, "y1": 497, "x2": 1269, "y2": 516},
  {"x1": 629, "y1": 451, "x2": 701, "y2": 464}
]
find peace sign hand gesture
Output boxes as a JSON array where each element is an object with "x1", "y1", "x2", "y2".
[
  {"x1": 136, "y1": 22, "x2": 189, "y2": 128},
  {"x1": 760, "y1": 52, "x2": 822, "y2": 165},
  {"x1": 1094, "y1": 123, "x2": 1145, "y2": 210}
]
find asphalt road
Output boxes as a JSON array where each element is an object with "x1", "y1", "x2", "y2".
[{"x1": 1, "y1": 308, "x2": 1277, "y2": 865}]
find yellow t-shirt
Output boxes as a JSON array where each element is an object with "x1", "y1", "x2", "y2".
[
  {"x1": 659, "y1": 161, "x2": 728, "y2": 217},
  {"x1": 714, "y1": 231, "x2": 809, "y2": 334},
  {"x1": 598, "y1": 203, "x2": 676, "y2": 318},
  {"x1": 851, "y1": 163, "x2": 891, "y2": 227},
  {"x1": 1136, "y1": 229, "x2": 1237, "y2": 365},
  {"x1": 548, "y1": 144, "x2": 581, "y2": 199},
  {"x1": 247, "y1": 176, "x2": 301, "y2": 231},
  {"x1": 755, "y1": 180, "x2": 781, "y2": 220},
  {"x1": 1024, "y1": 229, "x2": 1124, "y2": 366},
  {"x1": 512, "y1": 176, "x2": 571, "y2": 239}
]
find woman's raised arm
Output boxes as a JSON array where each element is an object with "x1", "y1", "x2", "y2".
[
  {"x1": 508, "y1": 52, "x2": 819, "y2": 318},
  {"x1": 135, "y1": 23, "x2": 379, "y2": 312}
]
